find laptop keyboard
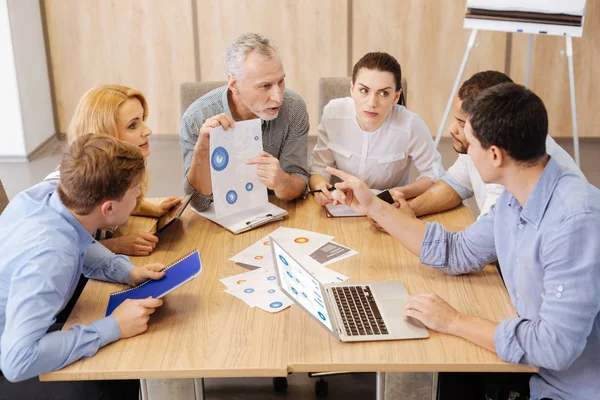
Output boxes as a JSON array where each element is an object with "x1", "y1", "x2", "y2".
[{"x1": 332, "y1": 286, "x2": 389, "y2": 336}]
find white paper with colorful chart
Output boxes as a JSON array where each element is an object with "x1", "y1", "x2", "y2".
[
  {"x1": 210, "y1": 119, "x2": 266, "y2": 219},
  {"x1": 220, "y1": 267, "x2": 293, "y2": 313},
  {"x1": 222, "y1": 227, "x2": 355, "y2": 313},
  {"x1": 230, "y1": 227, "x2": 357, "y2": 272}
]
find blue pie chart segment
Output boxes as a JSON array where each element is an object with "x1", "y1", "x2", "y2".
[
  {"x1": 226, "y1": 190, "x2": 238, "y2": 204},
  {"x1": 211, "y1": 147, "x2": 229, "y2": 171},
  {"x1": 270, "y1": 301, "x2": 283, "y2": 309}
]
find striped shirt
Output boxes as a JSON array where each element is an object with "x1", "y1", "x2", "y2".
[{"x1": 180, "y1": 86, "x2": 310, "y2": 211}]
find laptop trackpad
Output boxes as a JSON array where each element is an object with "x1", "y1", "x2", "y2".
[{"x1": 380, "y1": 298, "x2": 429, "y2": 339}]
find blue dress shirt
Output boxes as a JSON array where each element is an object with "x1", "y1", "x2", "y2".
[
  {"x1": 0, "y1": 182, "x2": 135, "y2": 382},
  {"x1": 420, "y1": 158, "x2": 600, "y2": 400}
]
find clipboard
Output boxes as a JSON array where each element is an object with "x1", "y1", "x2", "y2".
[
  {"x1": 195, "y1": 202, "x2": 288, "y2": 234},
  {"x1": 105, "y1": 250, "x2": 202, "y2": 316}
]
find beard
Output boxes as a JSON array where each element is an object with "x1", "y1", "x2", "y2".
[
  {"x1": 450, "y1": 133, "x2": 469, "y2": 154},
  {"x1": 240, "y1": 93, "x2": 280, "y2": 121}
]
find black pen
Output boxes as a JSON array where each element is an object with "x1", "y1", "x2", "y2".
[{"x1": 308, "y1": 187, "x2": 336, "y2": 195}]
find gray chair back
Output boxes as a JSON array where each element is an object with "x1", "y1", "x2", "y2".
[
  {"x1": 0, "y1": 179, "x2": 8, "y2": 215},
  {"x1": 180, "y1": 81, "x2": 227, "y2": 117},
  {"x1": 318, "y1": 76, "x2": 408, "y2": 122}
]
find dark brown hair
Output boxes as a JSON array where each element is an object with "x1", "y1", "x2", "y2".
[
  {"x1": 352, "y1": 52, "x2": 405, "y2": 106},
  {"x1": 459, "y1": 71, "x2": 513, "y2": 113},
  {"x1": 58, "y1": 134, "x2": 146, "y2": 215},
  {"x1": 466, "y1": 83, "x2": 548, "y2": 164}
]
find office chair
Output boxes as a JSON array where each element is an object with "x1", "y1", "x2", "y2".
[{"x1": 0, "y1": 179, "x2": 9, "y2": 214}]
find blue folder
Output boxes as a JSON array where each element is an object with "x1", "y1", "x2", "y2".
[{"x1": 105, "y1": 250, "x2": 202, "y2": 316}]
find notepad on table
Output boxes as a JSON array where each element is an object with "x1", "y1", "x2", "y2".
[
  {"x1": 105, "y1": 250, "x2": 202, "y2": 316},
  {"x1": 324, "y1": 189, "x2": 382, "y2": 218}
]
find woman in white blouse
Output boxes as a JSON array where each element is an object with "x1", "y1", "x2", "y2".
[{"x1": 309, "y1": 52, "x2": 444, "y2": 206}]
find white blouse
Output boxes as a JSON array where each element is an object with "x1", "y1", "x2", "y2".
[{"x1": 310, "y1": 97, "x2": 444, "y2": 190}]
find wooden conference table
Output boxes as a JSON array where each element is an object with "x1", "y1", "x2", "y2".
[{"x1": 41, "y1": 197, "x2": 535, "y2": 398}]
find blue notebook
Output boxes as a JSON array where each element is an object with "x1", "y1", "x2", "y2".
[{"x1": 105, "y1": 250, "x2": 202, "y2": 316}]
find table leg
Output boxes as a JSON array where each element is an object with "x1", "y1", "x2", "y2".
[
  {"x1": 376, "y1": 371, "x2": 386, "y2": 400},
  {"x1": 194, "y1": 378, "x2": 205, "y2": 400},
  {"x1": 431, "y1": 372, "x2": 439, "y2": 400},
  {"x1": 140, "y1": 379, "x2": 149, "y2": 400}
]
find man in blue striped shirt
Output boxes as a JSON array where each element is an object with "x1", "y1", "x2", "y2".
[
  {"x1": 0, "y1": 135, "x2": 165, "y2": 398},
  {"x1": 328, "y1": 83, "x2": 599, "y2": 400}
]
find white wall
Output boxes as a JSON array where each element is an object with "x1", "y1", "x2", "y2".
[
  {"x1": 0, "y1": 0, "x2": 26, "y2": 157},
  {"x1": 0, "y1": 0, "x2": 55, "y2": 160}
]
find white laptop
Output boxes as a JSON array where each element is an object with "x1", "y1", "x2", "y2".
[{"x1": 270, "y1": 237, "x2": 429, "y2": 342}]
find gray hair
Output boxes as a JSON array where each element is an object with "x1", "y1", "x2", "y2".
[{"x1": 226, "y1": 33, "x2": 277, "y2": 78}]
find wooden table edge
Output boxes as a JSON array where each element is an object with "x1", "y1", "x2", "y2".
[
  {"x1": 287, "y1": 362, "x2": 538, "y2": 373},
  {"x1": 40, "y1": 367, "x2": 289, "y2": 382}
]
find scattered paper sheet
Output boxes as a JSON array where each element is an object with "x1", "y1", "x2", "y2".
[{"x1": 222, "y1": 227, "x2": 357, "y2": 313}]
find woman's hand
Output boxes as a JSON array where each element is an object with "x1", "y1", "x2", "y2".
[
  {"x1": 157, "y1": 196, "x2": 181, "y2": 215},
  {"x1": 313, "y1": 181, "x2": 334, "y2": 206},
  {"x1": 102, "y1": 231, "x2": 159, "y2": 256}
]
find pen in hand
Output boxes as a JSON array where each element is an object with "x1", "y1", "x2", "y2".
[{"x1": 308, "y1": 187, "x2": 336, "y2": 195}]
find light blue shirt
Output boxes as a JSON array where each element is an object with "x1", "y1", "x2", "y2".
[
  {"x1": 421, "y1": 158, "x2": 600, "y2": 400},
  {"x1": 0, "y1": 182, "x2": 135, "y2": 382}
]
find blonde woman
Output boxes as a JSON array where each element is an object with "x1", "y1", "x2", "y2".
[{"x1": 45, "y1": 84, "x2": 180, "y2": 256}]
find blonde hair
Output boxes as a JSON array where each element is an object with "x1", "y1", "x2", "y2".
[
  {"x1": 58, "y1": 134, "x2": 146, "y2": 215},
  {"x1": 67, "y1": 84, "x2": 150, "y2": 210},
  {"x1": 67, "y1": 84, "x2": 148, "y2": 144}
]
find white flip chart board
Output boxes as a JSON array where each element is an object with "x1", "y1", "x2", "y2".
[{"x1": 464, "y1": 0, "x2": 587, "y2": 37}]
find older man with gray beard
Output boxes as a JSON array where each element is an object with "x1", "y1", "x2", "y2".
[{"x1": 180, "y1": 32, "x2": 309, "y2": 212}]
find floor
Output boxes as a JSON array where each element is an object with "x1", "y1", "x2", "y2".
[{"x1": 0, "y1": 135, "x2": 598, "y2": 400}]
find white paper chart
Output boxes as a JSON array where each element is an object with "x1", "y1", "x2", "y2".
[{"x1": 210, "y1": 119, "x2": 266, "y2": 219}]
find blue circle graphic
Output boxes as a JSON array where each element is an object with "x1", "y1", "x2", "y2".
[
  {"x1": 318, "y1": 311, "x2": 327, "y2": 321},
  {"x1": 267, "y1": 276, "x2": 276, "y2": 281},
  {"x1": 268, "y1": 289, "x2": 276, "y2": 294},
  {"x1": 302, "y1": 292, "x2": 308, "y2": 298},
  {"x1": 226, "y1": 190, "x2": 238, "y2": 204},
  {"x1": 286, "y1": 271, "x2": 293, "y2": 278},
  {"x1": 245, "y1": 182, "x2": 254, "y2": 191},
  {"x1": 270, "y1": 301, "x2": 283, "y2": 309},
  {"x1": 244, "y1": 288, "x2": 254, "y2": 294},
  {"x1": 291, "y1": 287, "x2": 298, "y2": 295},
  {"x1": 211, "y1": 147, "x2": 229, "y2": 171},
  {"x1": 254, "y1": 136, "x2": 259, "y2": 141},
  {"x1": 279, "y1": 255, "x2": 288, "y2": 266}
]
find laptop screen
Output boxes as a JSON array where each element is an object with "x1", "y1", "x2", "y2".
[{"x1": 271, "y1": 239, "x2": 333, "y2": 331}]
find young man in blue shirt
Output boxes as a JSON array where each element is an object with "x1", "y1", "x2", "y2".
[
  {"x1": 0, "y1": 134, "x2": 165, "y2": 398},
  {"x1": 327, "y1": 83, "x2": 599, "y2": 400}
]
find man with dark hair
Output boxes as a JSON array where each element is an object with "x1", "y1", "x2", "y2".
[
  {"x1": 0, "y1": 135, "x2": 166, "y2": 399},
  {"x1": 327, "y1": 83, "x2": 600, "y2": 399},
  {"x1": 372, "y1": 71, "x2": 583, "y2": 224}
]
